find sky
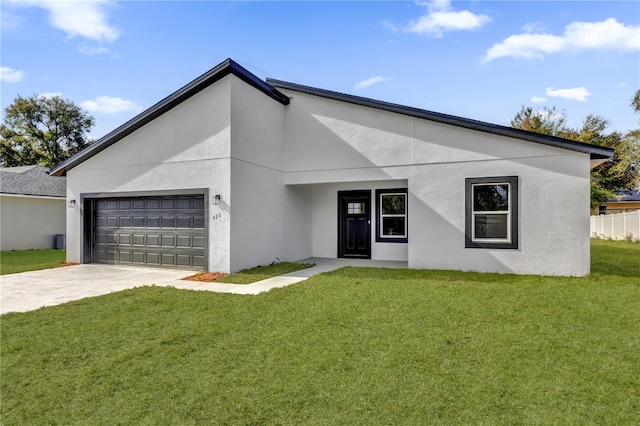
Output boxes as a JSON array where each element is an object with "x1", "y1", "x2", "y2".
[{"x1": 1, "y1": 0, "x2": 639, "y2": 140}]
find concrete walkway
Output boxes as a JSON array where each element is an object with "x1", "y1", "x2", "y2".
[
  {"x1": 0, "y1": 258, "x2": 407, "y2": 314},
  {"x1": 168, "y1": 257, "x2": 407, "y2": 295}
]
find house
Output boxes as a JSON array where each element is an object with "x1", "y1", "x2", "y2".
[
  {"x1": 596, "y1": 188, "x2": 640, "y2": 215},
  {"x1": 50, "y1": 59, "x2": 613, "y2": 276},
  {"x1": 1, "y1": 165, "x2": 66, "y2": 251}
]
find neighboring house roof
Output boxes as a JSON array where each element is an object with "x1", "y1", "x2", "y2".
[
  {"x1": 608, "y1": 189, "x2": 640, "y2": 202},
  {"x1": 49, "y1": 58, "x2": 614, "y2": 177},
  {"x1": 0, "y1": 165, "x2": 66, "y2": 197}
]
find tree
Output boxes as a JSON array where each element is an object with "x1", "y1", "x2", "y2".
[
  {"x1": 511, "y1": 105, "x2": 639, "y2": 207},
  {"x1": 510, "y1": 106, "x2": 567, "y2": 137},
  {"x1": 0, "y1": 95, "x2": 95, "y2": 168},
  {"x1": 633, "y1": 89, "x2": 640, "y2": 116}
]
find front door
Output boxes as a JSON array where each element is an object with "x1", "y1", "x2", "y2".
[{"x1": 338, "y1": 190, "x2": 371, "y2": 258}]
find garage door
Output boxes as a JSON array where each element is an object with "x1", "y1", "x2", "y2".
[{"x1": 92, "y1": 195, "x2": 206, "y2": 269}]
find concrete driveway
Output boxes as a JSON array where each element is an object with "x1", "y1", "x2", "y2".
[
  {"x1": 0, "y1": 264, "x2": 191, "y2": 314},
  {"x1": 0, "y1": 258, "x2": 408, "y2": 315}
]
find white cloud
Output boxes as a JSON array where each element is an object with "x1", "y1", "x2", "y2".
[
  {"x1": 392, "y1": 0, "x2": 491, "y2": 38},
  {"x1": 534, "y1": 109, "x2": 564, "y2": 122},
  {"x1": 81, "y1": 96, "x2": 140, "y2": 114},
  {"x1": 10, "y1": 0, "x2": 121, "y2": 43},
  {"x1": 354, "y1": 76, "x2": 389, "y2": 91},
  {"x1": 485, "y1": 18, "x2": 640, "y2": 61},
  {"x1": 531, "y1": 96, "x2": 547, "y2": 103},
  {"x1": 78, "y1": 43, "x2": 112, "y2": 56},
  {"x1": 545, "y1": 87, "x2": 592, "y2": 102},
  {"x1": 616, "y1": 82, "x2": 627, "y2": 88},
  {"x1": 38, "y1": 92, "x2": 63, "y2": 99},
  {"x1": 522, "y1": 22, "x2": 545, "y2": 33},
  {"x1": 0, "y1": 66, "x2": 24, "y2": 82}
]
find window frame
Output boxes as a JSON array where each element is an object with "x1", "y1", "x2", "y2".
[
  {"x1": 375, "y1": 188, "x2": 408, "y2": 243},
  {"x1": 465, "y1": 176, "x2": 518, "y2": 249}
]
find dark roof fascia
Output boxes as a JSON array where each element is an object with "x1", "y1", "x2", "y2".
[
  {"x1": 267, "y1": 78, "x2": 614, "y2": 161},
  {"x1": 50, "y1": 59, "x2": 289, "y2": 176}
]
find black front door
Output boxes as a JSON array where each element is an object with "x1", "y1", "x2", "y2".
[{"x1": 338, "y1": 190, "x2": 371, "y2": 258}]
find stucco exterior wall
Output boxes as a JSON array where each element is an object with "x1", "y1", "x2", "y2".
[
  {"x1": 0, "y1": 195, "x2": 66, "y2": 251},
  {"x1": 66, "y1": 77, "x2": 233, "y2": 272},
  {"x1": 280, "y1": 89, "x2": 592, "y2": 275},
  {"x1": 228, "y1": 77, "x2": 290, "y2": 272},
  {"x1": 309, "y1": 180, "x2": 409, "y2": 261}
]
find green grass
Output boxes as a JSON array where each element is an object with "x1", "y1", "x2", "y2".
[
  {"x1": 590, "y1": 238, "x2": 639, "y2": 277},
  {"x1": 0, "y1": 249, "x2": 66, "y2": 275},
  {"x1": 1, "y1": 240, "x2": 639, "y2": 424},
  {"x1": 215, "y1": 261, "x2": 314, "y2": 284}
]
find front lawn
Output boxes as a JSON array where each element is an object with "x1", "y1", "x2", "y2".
[
  {"x1": 1, "y1": 240, "x2": 638, "y2": 424},
  {"x1": 215, "y1": 261, "x2": 314, "y2": 284},
  {"x1": 0, "y1": 249, "x2": 66, "y2": 275}
]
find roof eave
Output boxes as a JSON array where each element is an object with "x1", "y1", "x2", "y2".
[
  {"x1": 266, "y1": 78, "x2": 614, "y2": 163},
  {"x1": 50, "y1": 59, "x2": 289, "y2": 176}
]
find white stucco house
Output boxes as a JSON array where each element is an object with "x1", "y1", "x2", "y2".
[
  {"x1": 1, "y1": 165, "x2": 66, "y2": 251},
  {"x1": 50, "y1": 59, "x2": 613, "y2": 276}
]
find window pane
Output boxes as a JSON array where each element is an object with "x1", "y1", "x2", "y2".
[
  {"x1": 474, "y1": 184, "x2": 509, "y2": 211},
  {"x1": 381, "y1": 194, "x2": 405, "y2": 215},
  {"x1": 474, "y1": 214, "x2": 508, "y2": 239},
  {"x1": 348, "y1": 202, "x2": 364, "y2": 214},
  {"x1": 382, "y1": 217, "x2": 406, "y2": 237}
]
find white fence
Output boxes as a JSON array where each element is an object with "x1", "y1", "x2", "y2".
[{"x1": 590, "y1": 210, "x2": 640, "y2": 241}]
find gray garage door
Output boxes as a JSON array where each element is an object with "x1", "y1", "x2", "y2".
[{"x1": 92, "y1": 195, "x2": 206, "y2": 269}]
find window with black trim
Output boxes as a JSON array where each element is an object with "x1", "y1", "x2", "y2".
[
  {"x1": 465, "y1": 176, "x2": 518, "y2": 249},
  {"x1": 375, "y1": 188, "x2": 408, "y2": 243}
]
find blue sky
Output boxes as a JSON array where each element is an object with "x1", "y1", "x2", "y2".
[{"x1": 2, "y1": 1, "x2": 639, "y2": 140}]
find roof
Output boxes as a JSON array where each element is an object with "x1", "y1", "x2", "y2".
[
  {"x1": 609, "y1": 189, "x2": 640, "y2": 202},
  {"x1": 50, "y1": 58, "x2": 614, "y2": 176},
  {"x1": 0, "y1": 165, "x2": 66, "y2": 197}
]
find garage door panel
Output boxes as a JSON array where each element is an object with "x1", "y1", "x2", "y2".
[
  {"x1": 92, "y1": 195, "x2": 205, "y2": 270},
  {"x1": 162, "y1": 217, "x2": 176, "y2": 228},
  {"x1": 194, "y1": 256, "x2": 205, "y2": 268},
  {"x1": 194, "y1": 217, "x2": 205, "y2": 228},
  {"x1": 177, "y1": 235, "x2": 191, "y2": 248},
  {"x1": 147, "y1": 199, "x2": 161, "y2": 209},
  {"x1": 147, "y1": 234, "x2": 160, "y2": 246},
  {"x1": 94, "y1": 249, "x2": 106, "y2": 261},
  {"x1": 161, "y1": 235, "x2": 175, "y2": 247},
  {"x1": 147, "y1": 252, "x2": 160, "y2": 265},
  {"x1": 177, "y1": 217, "x2": 192, "y2": 228},
  {"x1": 177, "y1": 197, "x2": 192, "y2": 209},
  {"x1": 194, "y1": 236, "x2": 205, "y2": 248},
  {"x1": 161, "y1": 198, "x2": 175, "y2": 209}
]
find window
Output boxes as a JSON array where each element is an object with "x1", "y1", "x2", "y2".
[
  {"x1": 376, "y1": 188, "x2": 408, "y2": 243},
  {"x1": 465, "y1": 176, "x2": 518, "y2": 249},
  {"x1": 348, "y1": 202, "x2": 365, "y2": 214}
]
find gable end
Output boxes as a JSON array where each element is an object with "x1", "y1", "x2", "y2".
[{"x1": 50, "y1": 59, "x2": 289, "y2": 176}]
